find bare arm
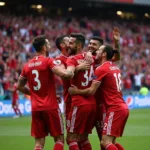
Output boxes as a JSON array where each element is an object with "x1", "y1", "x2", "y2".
[
  {"x1": 16, "y1": 76, "x2": 30, "y2": 95},
  {"x1": 52, "y1": 66, "x2": 74, "y2": 79},
  {"x1": 68, "y1": 81, "x2": 100, "y2": 96}
]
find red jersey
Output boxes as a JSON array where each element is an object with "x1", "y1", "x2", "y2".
[
  {"x1": 94, "y1": 61, "x2": 128, "y2": 112},
  {"x1": 67, "y1": 53, "x2": 96, "y2": 106},
  {"x1": 12, "y1": 83, "x2": 19, "y2": 101},
  {"x1": 20, "y1": 55, "x2": 60, "y2": 111},
  {"x1": 55, "y1": 54, "x2": 71, "y2": 103}
]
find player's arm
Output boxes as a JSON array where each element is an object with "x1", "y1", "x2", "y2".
[
  {"x1": 16, "y1": 76, "x2": 30, "y2": 95},
  {"x1": 68, "y1": 81, "x2": 100, "y2": 96},
  {"x1": 52, "y1": 66, "x2": 74, "y2": 79},
  {"x1": 112, "y1": 27, "x2": 121, "y2": 62},
  {"x1": 50, "y1": 58, "x2": 74, "y2": 79}
]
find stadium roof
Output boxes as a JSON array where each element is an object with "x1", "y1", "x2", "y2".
[
  {"x1": 3, "y1": 0, "x2": 69, "y2": 6},
  {"x1": 1, "y1": 0, "x2": 150, "y2": 18}
]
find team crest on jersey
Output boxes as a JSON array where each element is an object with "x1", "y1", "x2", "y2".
[{"x1": 53, "y1": 60, "x2": 61, "y2": 65}]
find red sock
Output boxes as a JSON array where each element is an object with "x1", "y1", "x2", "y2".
[
  {"x1": 34, "y1": 146, "x2": 42, "y2": 150},
  {"x1": 54, "y1": 141, "x2": 64, "y2": 150},
  {"x1": 115, "y1": 143, "x2": 124, "y2": 150},
  {"x1": 67, "y1": 140, "x2": 79, "y2": 150},
  {"x1": 105, "y1": 144, "x2": 118, "y2": 150},
  {"x1": 13, "y1": 107, "x2": 18, "y2": 115},
  {"x1": 80, "y1": 140, "x2": 92, "y2": 150}
]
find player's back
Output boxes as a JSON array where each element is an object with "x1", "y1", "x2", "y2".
[
  {"x1": 67, "y1": 53, "x2": 96, "y2": 106},
  {"x1": 95, "y1": 61, "x2": 128, "y2": 112},
  {"x1": 21, "y1": 55, "x2": 58, "y2": 111}
]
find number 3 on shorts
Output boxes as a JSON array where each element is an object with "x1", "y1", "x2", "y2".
[{"x1": 32, "y1": 70, "x2": 41, "y2": 90}]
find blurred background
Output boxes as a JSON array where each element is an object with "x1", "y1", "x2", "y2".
[{"x1": 0, "y1": 0, "x2": 150, "y2": 116}]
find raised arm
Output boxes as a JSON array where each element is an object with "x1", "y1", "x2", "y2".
[
  {"x1": 112, "y1": 27, "x2": 121, "y2": 62},
  {"x1": 68, "y1": 80, "x2": 100, "y2": 96},
  {"x1": 16, "y1": 76, "x2": 30, "y2": 95}
]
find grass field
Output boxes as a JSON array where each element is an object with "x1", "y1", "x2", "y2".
[{"x1": 0, "y1": 108, "x2": 150, "y2": 150}]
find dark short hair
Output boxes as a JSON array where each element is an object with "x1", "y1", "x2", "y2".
[
  {"x1": 55, "y1": 35, "x2": 67, "y2": 51},
  {"x1": 70, "y1": 33, "x2": 85, "y2": 48},
  {"x1": 91, "y1": 36, "x2": 103, "y2": 45},
  {"x1": 32, "y1": 35, "x2": 47, "y2": 52},
  {"x1": 103, "y1": 45, "x2": 114, "y2": 60}
]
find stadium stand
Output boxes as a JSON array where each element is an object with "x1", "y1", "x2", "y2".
[{"x1": 0, "y1": 2, "x2": 150, "y2": 99}]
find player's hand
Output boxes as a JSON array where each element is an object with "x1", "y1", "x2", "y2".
[
  {"x1": 68, "y1": 85, "x2": 79, "y2": 95},
  {"x1": 56, "y1": 95, "x2": 62, "y2": 103},
  {"x1": 78, "y1": 61, "x2": 91, "y2": 71},
  {"x1": 113, "y1": 27, "x2": 120, "y2": 42},
  {"x1": 85, "y1": 51, "x2": 94, "y2": 64}
]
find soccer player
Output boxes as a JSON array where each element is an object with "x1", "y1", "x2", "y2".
[
  {"x1": 66, "y1": 33, "x2": 96, "y2": 150},
  {"x1": 9, "y1": 79, "x2": 22, "y2": 118},
  {"x1": 55, "y1": 35, "x2": 72, "y2": 128},
  {"x1": 87, "y1": 27, "x2": 121, "y2": 150},
  {"x1": 16, "y1": 35, "x2": 73, "y2": 150},
  {"x1": 55, "y1": 36, "x2": 90, "y2": 128},
  {"x1": 88, "y1": 35, "x2": 105, "y2": 139},
  {"x1": 88, "y1": 27, "x2": 120, "y2": 59},
  {"x1": 88, "y1": 36, "x2": 104, "y2": 56},
  {"x1": 69, "y1": 45, "x2": 129, "y2": 150}
]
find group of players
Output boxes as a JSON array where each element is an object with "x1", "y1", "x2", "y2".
[{"x1": 16, "y1": 27, "x2": 129, "y2": 150}]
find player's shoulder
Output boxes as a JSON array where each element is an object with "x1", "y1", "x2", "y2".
[
  {"x1": 55, "y1": 54, "x2": 64, "y2": 59},
  {"x1": 109, "y1": 63, "x2": 120, "y2": 72},
  {"x1": 96, "y1": 61, "x2": 110, "y2": 70},
  {"x1": 56, "y1": 54, "x2": 68, "y2": 62},
  {"x1": 47, "y1": 57, "x2": 62, "y2": 65},
  {"x1": 73, "y1": 53, "x2": 84, "y2": 60}
]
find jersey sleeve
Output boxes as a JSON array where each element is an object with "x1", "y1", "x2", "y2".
[
  {"x1": 20, "y1": 65, "x2": 27, "y2": 79},
  {"x1": 48, "y1": 58, "x2": 62, "y2": 70},
  {"x1": 94, "y1": 65, "x2": 108, "y2": 82},
  {"x1": 66, "y1": 57, "x2": 77, "y2": 67}
]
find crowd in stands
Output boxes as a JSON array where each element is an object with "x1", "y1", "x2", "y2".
[{"x1": 0, "y1": 14, "x2": 150, "y2": 99}]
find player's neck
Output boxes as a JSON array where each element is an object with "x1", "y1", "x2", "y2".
[
  {"x1": 101, "y1": 58, "x2": 107, "y2": 64},
  {"x1": 36, "y1": 52, "x2": 46, "y2": 57},
  {"x1": 61, "y1": 49, "x2": 68, "y2": 56}
]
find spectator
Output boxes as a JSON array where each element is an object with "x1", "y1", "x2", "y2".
[
  {"x1": 0, "y1": 13, "x2": 150, "y2": 95},
  {"x1": 134, "y1": 69, "x2": 144, "y2": 91}
]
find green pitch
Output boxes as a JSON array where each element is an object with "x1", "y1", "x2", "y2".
[{"x1": 0, "y1": 108, "x2": 150, "y2": 150}]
